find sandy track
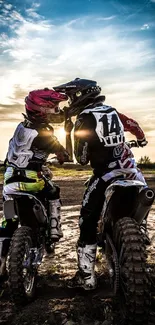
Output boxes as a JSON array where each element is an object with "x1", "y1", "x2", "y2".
[{"x1": 0, "y1": 177, "x2": 155, "y2": 325}]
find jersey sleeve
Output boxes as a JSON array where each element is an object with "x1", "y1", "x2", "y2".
[
  {"x1": 33, "y1": 128, "x2": 65, "y2": 154},
  {"x1": 74, "y1": 114, "x2": 92, "y2": 165},
  {"x1": 47, "y1": 135, "x2": 65, "y2": 153},
  {"x1": 118, "y1": 112, "x2": 145, "y2": 140}
]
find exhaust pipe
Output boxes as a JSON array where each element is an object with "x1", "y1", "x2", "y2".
[
  {"x1": 33, "y1": 204, "x2": 47, "y2": 224},
  {"x1": 134, "y1": 188, "x2": 155, "y2": 224},
  {"x1": 145, "y1": 189, "x2": 155, "y2": 200}
]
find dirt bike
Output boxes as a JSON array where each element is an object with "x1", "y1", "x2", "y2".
[
  {"x1": 0, "y1": 165, "x2": 57, "y2": 305},
  {"x1": 96, "y1": 140, "x2": 155, "y2": 325}
]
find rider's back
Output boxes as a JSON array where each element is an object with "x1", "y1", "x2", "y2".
[
  {"x1": 6, "y1": 120, "x2": 62, "y2": 172},
  {"x1": 74, "y1": 104, "x2": 129, "y2": 172}
]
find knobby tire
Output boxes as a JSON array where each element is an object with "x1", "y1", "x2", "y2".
[
  {"x1": 8, "y1": 226, "x2": 37, "y2": 306},
  {"x1": 114, "y1": 217, "x2": 150, "y2": 325}
]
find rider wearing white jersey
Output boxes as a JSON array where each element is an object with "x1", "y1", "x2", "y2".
[{"x1": 3, "y1": 88, "x2": 69, "y2": 246}]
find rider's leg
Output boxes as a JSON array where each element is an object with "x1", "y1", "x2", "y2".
[
  {"x1": 43, "y1": 184, "x2": 63, "y2": 242},
  {"x1": 48, "y1": 198, "x2": 63, "y2": 240},
  {"x1": 69, "y1": 175, "x2": 107, "y2": 290}
]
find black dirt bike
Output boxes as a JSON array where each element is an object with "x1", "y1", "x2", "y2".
[
  {"x1": 96, "y1": 140, "x2": 155, "y2": 325},
  {"x1": 0, "y1": 166, "x2": 56, "y2": 305}
]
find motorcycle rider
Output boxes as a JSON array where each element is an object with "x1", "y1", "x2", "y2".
[
  {"x1": 2, "y1": 88, "x2": 69, "y2": 251},
  {"x1": 54, "y1": 78, "x2": 148, "y2": 290}
]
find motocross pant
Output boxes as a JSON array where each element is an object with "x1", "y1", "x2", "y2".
[{"x1": 79, "y1": 168, "x2": 146, "y2": 245}]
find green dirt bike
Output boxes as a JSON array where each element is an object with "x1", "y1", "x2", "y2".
[{"x1": 0, "y1": 166, "x2": 56, "y2": 305}]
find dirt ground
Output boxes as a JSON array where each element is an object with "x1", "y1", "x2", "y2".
[{"x1": 0, "y1": 175, "x2": 155, "y2": 325}]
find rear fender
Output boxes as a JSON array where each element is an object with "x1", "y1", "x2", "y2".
[
  {"x1": 4, "y1": 193, "x2": 47, "y2": 227},
  {"x1": 105, "y1": 179, "x2": 145, "y2": 194},
  {"x1": 3, "y1": 199, "x2": 17, "y2": 220},
  {"x1": 15, "y1": 195, "x2": 47, "y2": 226},
  {"x1": 102, "y1": 180, "x2": 146, "y2": 226}
]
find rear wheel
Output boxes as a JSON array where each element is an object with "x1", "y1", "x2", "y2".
[
  {"x1": 114, "y1": 217, "x2": 150, "y2": 325},
  {"x1": 8, "y1": 226, "x2": 37, "y2": 305}
]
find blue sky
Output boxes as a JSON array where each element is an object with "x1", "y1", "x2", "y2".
[{"x1": 0, "y1": 0, "x2": 155, "y2": 160}]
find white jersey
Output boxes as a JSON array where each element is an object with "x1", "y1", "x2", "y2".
[{"x1": 7, "y1": 123, "x2": 38, "y2": 168}]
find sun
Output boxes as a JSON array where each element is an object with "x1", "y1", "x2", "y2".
[
  {"x1": 55, "y1": 127, "x2": 66, "y2": 146},
  {"x1": 57, "y1": 127, "x2": 66, "y2": 138}
]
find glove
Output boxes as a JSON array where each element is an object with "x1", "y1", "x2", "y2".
[
  {"x1": 137, "y1": 138, "x2": 148, "y2": 147},
  {"x1": 42, "y1": 165, "x2": 53, "y2": 179},
  {"x1": 64, "y1": 118, "x2": 74, "y2": 133},
  {"x1": 56, "y1": 150, "x2": 70, "y2": 165}
]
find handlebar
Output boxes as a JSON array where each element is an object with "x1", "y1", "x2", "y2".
[
  {"x1": 125, "y1": 140, "x2": 139, "y2": 148},
  {"x1": 46, "y1": 141, "x2": 140, "y2": 166},
  {"x1": 47, "y1": 156, "x2": 59, "y2": 164},
  {"x1": 47, "y1": 156, "x2": 72, "y2": 165}
]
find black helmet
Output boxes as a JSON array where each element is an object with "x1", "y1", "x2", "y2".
[{"x1": 54, "y1": 78, "x2": 105, "y2": 116}]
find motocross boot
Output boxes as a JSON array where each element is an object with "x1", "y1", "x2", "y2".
[
  {"x1": 48, "y1": 199, "x2": 63, "y2": 242},
  {"x1": 68, "y1": 242, "x2": 97, "y2": 290}
]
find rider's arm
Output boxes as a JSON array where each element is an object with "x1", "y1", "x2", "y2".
[
  {"x1": 118, "y1": 112, "x2": 145, "y2": 141},
  {"x1": 48, "y1": 135, "x2": 69, "y2": 164},
  {"x1": 48, "y1": 135, "x2": 65, "y2": 153},
  {"x1": 34, "y1": 128, "x2": 69, "y2": 164},
  {"x1": 74, "y1": 115, "x2": 91, "y2": 165}
]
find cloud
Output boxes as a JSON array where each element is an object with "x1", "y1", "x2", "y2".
[
  {"x1": 25, "y1": 2, "x2": 42, "y2": 19},
  {"x1": 4, "y1": 3, "x2": 12, "y2": 10},
  {"x1": 0, "y1": 2, "x2": 155, "y2": 136},
  {"x1": 141, "y1": 23, "x2": 150, "y2": 30},
  {"x1": 0, "y1": 104, "x2": 24, "y2": 122},
  {"x1": 96, "y1": 15, "x2": 116, "y2": 21},
  {"x1": 25, "y1": 9, "x2": 41, "y2": 19},
  {"x1": 110, "y1": 0, "x2": 154, "y2": 23},
  {"x1": 1, "y1": 11, "x2": 154, "y2": 74},
  {"x1": 0, "y1": 85, "x2": 27, "y2": 121}
]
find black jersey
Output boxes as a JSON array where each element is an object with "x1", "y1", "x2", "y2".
[{"x1": 74, "y1": 105, "x2": 125, "y2": 171}]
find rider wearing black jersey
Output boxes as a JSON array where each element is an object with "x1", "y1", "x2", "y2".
[{"x1": 54, "y1": 78, "x2": 147, "y2": 290}]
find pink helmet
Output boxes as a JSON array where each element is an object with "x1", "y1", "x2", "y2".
[{"x1": 25, "y1": 88, "x2": 68, "y2": 123}]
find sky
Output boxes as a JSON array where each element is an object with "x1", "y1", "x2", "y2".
[{"x1": 0, "y1": 0, "x2": 155, "y2": 161}]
